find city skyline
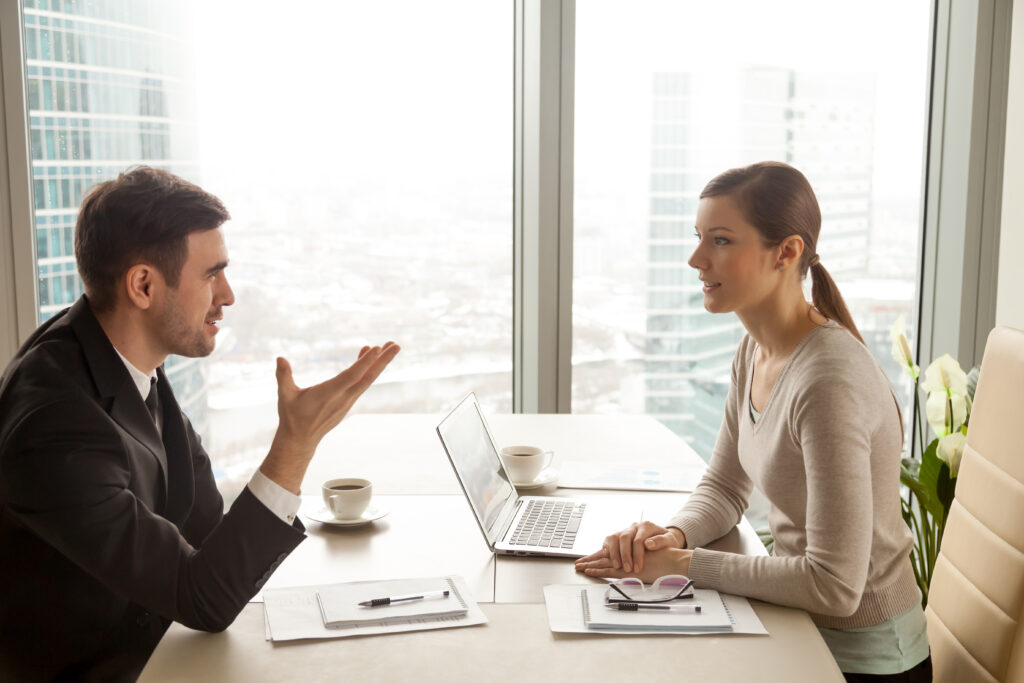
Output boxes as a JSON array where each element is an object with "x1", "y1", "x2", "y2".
[{"x1": 20, "y1": 1, "x2": 930, "y2": 499}]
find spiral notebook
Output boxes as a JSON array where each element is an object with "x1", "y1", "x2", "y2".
[
  {"x1": 542, "y1": 583, "x2": 768, "y2": 636},
  {"x1": 316, "y1": 577, "x2": 468, "y2": 628},
  {"x1": 581, "y1": 586, "x2": 734, "y2": 632}
]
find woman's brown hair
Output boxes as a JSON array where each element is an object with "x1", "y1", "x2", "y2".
[{"x1": 699, "y1": 161, "x2": 865, "y2": 345}]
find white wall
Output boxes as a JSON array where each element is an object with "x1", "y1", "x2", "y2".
[{"x1": 997, "y1": 2, "x2": 1024, "y2": 331}]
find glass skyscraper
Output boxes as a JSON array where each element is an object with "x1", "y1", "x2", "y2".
[
  {"x1": 644, "y1": 69, "x2": 875, "y2": 460},
  {"x1": 23, "y1": 0, "x2": 209, "y2": 435}
]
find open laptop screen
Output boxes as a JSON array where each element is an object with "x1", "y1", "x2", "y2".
[{"x1": 437, "y1": 394, "x2": 517, "y2": 543}]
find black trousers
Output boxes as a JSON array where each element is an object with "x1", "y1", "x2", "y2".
[{"x1": 843, "y1": 656, "x2": 932, "y2": 683}]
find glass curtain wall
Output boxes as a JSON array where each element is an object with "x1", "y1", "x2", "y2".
[
  {"x1": 22, "y1": 0, "x2": 513, "y2": 497},
  {"x1": 572, "y1": 1, "x2": 932, "y2": 518}
]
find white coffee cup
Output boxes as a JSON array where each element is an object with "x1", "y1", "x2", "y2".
[
  {"x1": 499, "y1": 446, "x2": 554, "y2": 483},
  {"x1": 322, "y1": 478, "x2": 372, "y2": 520}
]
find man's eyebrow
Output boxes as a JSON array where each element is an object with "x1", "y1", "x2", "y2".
[{"x1": 204, "y1": 261, "x2": 229, "y2": 277}]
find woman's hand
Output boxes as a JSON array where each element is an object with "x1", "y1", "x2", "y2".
[
  {"x1": 575, "y1": 546, "x2": 693, "y2": 584},
  {"x1": 574, "y1": 521, "x2": 686, "y2": 574}
]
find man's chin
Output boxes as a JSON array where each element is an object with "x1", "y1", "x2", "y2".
[{"x1": 172, "y1": 338, "x2": 216, "y2": 359}]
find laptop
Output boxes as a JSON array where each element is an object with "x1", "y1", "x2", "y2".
[{"x1": 436, "y1": 393, "x2": 641, "y2": 558}]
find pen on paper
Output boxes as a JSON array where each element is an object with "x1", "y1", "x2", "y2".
[
  {"x1": 359, "y1": 589, "x2": 450, "y2": 607},
  {"x1": 606, "y1": 602, "x2": 702, "y2": 613}
]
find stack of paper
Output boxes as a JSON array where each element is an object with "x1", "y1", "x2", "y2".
[
  {"x1": 582, "y1": 587, "x2": 733, "y2": 632},
  {"x1": 543, "y1": 584, "x2": 768, "y2": 636},
  {"x1": 263, "y1": 575, "x2": 486, "y2": 642}
]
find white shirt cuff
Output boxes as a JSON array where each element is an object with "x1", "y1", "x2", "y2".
[{"x1": 248, "y1": 469, "x2": 302, "y2": 525}]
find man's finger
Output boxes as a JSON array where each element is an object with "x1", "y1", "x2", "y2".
[
  {"x1": 321, "y1": 346, "x2": 384, "y2": 393},
  {"x1": 344, "y1": 344, "x2": 401, "y2": 397},
  {"x1": 275, "y1": 357, "x2": 298, "y2": 398}
]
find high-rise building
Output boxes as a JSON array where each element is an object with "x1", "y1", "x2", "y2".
[
  {"x1": 644, "y1": 69, "x2": 875, "y2": 460},
  {"x1": 23, "y1": 0, "x2": 209, "y2": 435}
]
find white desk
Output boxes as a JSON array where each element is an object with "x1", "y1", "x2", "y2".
[{"x1": 140, "y1": 414, "x2": 843, "y2": 682}]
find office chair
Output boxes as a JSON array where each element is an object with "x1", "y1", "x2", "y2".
[{"x1": 924, "y1": 326, "x2": 1024, "y2": 683}]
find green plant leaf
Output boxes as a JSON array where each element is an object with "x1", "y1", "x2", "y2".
[
  {"x1": 935, "y1": 462, "x2": 956, "y2": 524},
  {"x1": 917, "y1": 440, "x2": 947, "y2": 520}
]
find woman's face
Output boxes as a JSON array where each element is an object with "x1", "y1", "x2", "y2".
[{"x1": 688, "y1": 195, "x2": 779, "y2": 315}]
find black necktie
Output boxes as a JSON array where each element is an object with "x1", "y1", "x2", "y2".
[{"x1": 145, "y1": 377, "x2": 163, "y2": 435}]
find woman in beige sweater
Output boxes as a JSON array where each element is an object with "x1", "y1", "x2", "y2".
[{"x1": 575, "y1": 162, "x2": 930, "y2": 682}]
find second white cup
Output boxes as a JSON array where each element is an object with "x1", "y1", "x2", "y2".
[
  {"x1": 322, "y1": 478, "x2": 372, "y2": 520},
  {"x1": 499, "y1": 445, "x2": 553, "y2": 483}
]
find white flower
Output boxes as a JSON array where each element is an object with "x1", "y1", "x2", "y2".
[
  {"x1": 889, "y1": 315, "x2": 919, "y2": 380},
  {"x1": 921, "y1": 354, "x2": 968, "y2": 396},
  {"x1": 925, "y1": 390, "x2": 968, "y2": 437},
  {"x1": 936, "y1": 432, "x2": 966, "y2": 477}
]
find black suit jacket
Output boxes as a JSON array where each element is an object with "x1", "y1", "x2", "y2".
[{"x1": 0, "y1": 297, "x2": 305, "y2": 681}]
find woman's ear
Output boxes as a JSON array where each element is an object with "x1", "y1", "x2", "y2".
[{"x1": 777, "y1": 235, "x2": 805, "y2": 272}]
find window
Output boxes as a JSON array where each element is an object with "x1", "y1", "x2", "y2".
[
  {"x1": 573, "y1": 1, "x2": 932, "y2": 467},
  {"x1": 22, "y1": 0, "x2": 512, "y2": 496}
]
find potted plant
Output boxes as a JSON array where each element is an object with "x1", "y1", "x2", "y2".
[{"x1": 890, "y1": 315, "x2": 978, "y2": 606}]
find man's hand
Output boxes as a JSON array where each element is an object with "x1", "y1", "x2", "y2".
[
  {"x1": 574, "y1": 521, "x2": 685, "y2": 574},
  {"x1": 260, "y1": 342, "x2": 400, "y2": 492}
]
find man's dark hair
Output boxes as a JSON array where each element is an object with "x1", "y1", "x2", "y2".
[{"x1": 74, "y1": 166, "x2": 230, "y2": 312}]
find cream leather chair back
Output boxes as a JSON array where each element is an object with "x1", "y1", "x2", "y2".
[{"x1": 925, "y1": 326, "x2": 1024, "y2": 683}]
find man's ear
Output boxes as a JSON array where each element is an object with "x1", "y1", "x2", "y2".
[
  {"x1": 124, "y1": 264, "x2": 159, "y2": 310},
  {"x1": 777, "y1": 235, "x2": 806, "y2": 271}
]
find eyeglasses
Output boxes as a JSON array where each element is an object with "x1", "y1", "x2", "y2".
[{"x1": 606, "y1": 575, "x2": 694, "y2": 604}]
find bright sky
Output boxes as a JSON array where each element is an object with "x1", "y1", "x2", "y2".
[{"x1": 189, "y1": 1, "x2": 929, "y2": 201}]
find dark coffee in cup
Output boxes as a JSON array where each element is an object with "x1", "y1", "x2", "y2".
[{"x1": 330, "y1": 484, "x2": 364, "y2": 491}]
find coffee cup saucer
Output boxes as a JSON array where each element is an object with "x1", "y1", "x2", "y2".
[
  {"x1": 304, "y1": 504, "x2": 389, "y2": 527},
  {"x1": 513, "y1": 466, "x2": 560, "y2": 490}
]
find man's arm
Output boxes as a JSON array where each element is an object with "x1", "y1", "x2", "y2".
[{"x1": 2, "y1": 398, "x2": 304, "y2": 632}]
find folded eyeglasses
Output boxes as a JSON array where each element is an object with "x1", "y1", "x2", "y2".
[{"x1": 606, "y1": 575, "x2": 694, "y2": 603}]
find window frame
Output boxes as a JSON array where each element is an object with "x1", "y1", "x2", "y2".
[{"x1": 0, "y1": 0, "x2": 1013, "y2": 421}]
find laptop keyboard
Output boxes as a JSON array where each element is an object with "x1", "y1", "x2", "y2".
[{"x1": 509, "y1": 500, "x2": 586, "y2": 549}]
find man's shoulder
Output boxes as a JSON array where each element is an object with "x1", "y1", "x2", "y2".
[{"x1": 0, "y1": 326, "x2": 99, "y2": 436}]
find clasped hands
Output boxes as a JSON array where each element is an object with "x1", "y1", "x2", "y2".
[{"x1": 574, "y1": 520, "x2": 693, "y2": 584}]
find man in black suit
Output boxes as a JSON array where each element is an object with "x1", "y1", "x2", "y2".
[{"x1": 0, "y1": 167, "x2": 400, "y2": 680}]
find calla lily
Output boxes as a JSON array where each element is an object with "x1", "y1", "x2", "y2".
[
  {"x1": 925, "y1": 390, "x2": 968, "y2": 437},
  {"x1": 936, "y1": 432, "x2": 966, "y2": 477},
  {"x1": 889, "y1": 315, "x2": 919, "y2": 380},
  {"x1": 921, "y1": 354, "x2": 968, "y2": 396}
]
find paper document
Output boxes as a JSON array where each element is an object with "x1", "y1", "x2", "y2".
[
  {"x1": 583, "y1": 587, "x2": 733, "y2": 632},
  {"x1": 558, "y1": 462, "x2": 704, "y2": 492},
  {"x1": 317, "y1": 576, "x2": 467, "y2": 627},
  {"x1": 543, "y1": 584, "x2": 767, "y2": 636},
  {"x1": 263, "y1": 575, "x2": 486, "y2": 642}
]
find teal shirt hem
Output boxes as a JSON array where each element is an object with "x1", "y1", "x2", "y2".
[{"x1": 818, "y1": 603, "x2": 929, "y2": 675}]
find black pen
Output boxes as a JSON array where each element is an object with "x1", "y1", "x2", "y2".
[
  {"x1": 358, "y1": 589, "x2": 450, "y2": 607},
  {"x1": 607, "y1": 602, "x2": 701, "y2": 613}
]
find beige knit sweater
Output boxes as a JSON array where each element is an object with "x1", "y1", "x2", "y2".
[{"x1": 668, "y1": 321, "x2": 920, "y2": 629}]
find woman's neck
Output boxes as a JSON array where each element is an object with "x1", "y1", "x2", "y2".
[{"x1": 737, "y1": 292, "x2": 821, "y2": 361}]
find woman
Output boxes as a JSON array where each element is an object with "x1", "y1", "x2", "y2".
[{"x1": 575, "y1": 162, "x2": 930, "y2": 682}]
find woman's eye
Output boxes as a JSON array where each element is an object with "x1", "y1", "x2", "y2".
[{"x1": 714, "y1": 237, "x2": 729, "y2": 246}]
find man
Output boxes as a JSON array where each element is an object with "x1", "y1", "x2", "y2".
[{"x1": 0, "y1": 167, "x2": 400, "y2": 680}]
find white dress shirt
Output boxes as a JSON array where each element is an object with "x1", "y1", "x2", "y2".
[{"x1": 112, "y1": 349, "x2": 300, "y2": 525}]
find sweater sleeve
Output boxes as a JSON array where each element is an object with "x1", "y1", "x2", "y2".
[
  {"x1": 685, "y1": 359, "x2": 876, "y2": 618},
  {"x1": 667, "y1": 342, "x2": 754, "y2": 548}
]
